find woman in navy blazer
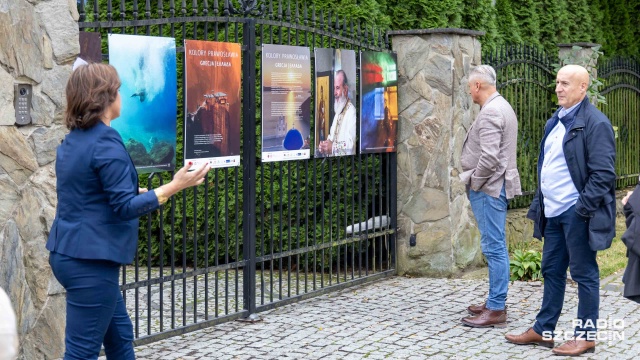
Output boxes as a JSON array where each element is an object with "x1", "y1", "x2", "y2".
[{"x1": 47, "y1": 63, "x2": 210, "y2": 360}]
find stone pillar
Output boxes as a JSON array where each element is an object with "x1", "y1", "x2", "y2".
[
  {"x1": 558, "y1": 42, "x2": 601, "y2": 104},
  {"x1": 0, "y1": 0, "x2": 79, "y2": 358},
  {"x1": 388, "y1": 29, "x2": 485, "y2": 276},
  {"x1": 558, "y1": 42, "x2": 600, "y2": 74}
]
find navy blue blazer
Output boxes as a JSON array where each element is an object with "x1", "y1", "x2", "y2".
[{"x1": 46, "y1": 121, "x2": 160, "y2": 264}]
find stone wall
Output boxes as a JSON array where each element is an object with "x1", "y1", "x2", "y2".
[
  {"x1": 389, "y1": 29, "x2": 485, "y2": 276},
  {"x1": 0, "y1": 0, "x2": 78, "y2": 358}
]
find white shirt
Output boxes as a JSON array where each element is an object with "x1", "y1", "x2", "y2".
[
  {"x1": 327, "y1": 100, "x2": 356, "y2": 156},
  {"x1": 0, "y1": 287, "x2": 18, "y2": 360},
  {"x1": 558, "y1": 102, "x2": 581, "y2": 119},
  {"x1": 540, "y1": 109, "x2": 580, "y2": 217}
]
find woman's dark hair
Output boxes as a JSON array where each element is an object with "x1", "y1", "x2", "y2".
[{"x1": 64, "y1": 63, "x2": 121, "y2": 130}]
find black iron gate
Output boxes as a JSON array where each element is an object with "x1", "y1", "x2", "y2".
[
  {"x1": 78, "y1": 0, "x2": 396, "y2": 344},
  {"x1": 599, "y1": 57, "x2": 640, "y2": 188}
]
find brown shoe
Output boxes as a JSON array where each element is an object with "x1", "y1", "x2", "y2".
[
  {"x1": 461, "y1": 308, "x2": 507, "y2": 328},
  {"x1": 467, "y1": 302, "x2": 486, "y2": 315},
  {"x1": 552, "y1": 339, "x2": 595, "y2": 356},
  {"x1": 505, "y1": 327, "x2": 554, "y2": 348}
]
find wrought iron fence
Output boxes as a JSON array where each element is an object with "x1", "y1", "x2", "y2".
[
  {"x1": 486, "y1": 45, "x2": 640, "y2": 209},
  {"x1": 599, "y1": 57, "x2": 640, "y2": 188},
  {"x1": 483, "y1": 44, "x2": 558, "y2": 209},
  {"x1": 78, "y1": 0, "x2": 396, "y2": 345}
]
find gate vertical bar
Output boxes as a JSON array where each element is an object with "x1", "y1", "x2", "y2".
[
  {"x1": 242, "y1": 17, "x2": 258, "y2": 318},
  {"x1": 389, "y1": 152, "x2": 397, "y2": 268}
]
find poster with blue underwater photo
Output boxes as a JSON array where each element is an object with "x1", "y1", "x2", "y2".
[
  {"x1": 108, "y1": 34, "x2": 177, "y2": 173},
  {"x1": 360, "y1": 51, "x2": 398, "y2": 154}
]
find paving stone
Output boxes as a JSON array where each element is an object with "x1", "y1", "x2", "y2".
[{"x1": 96, "y1": 277, "x2": 640, "y2": 360}]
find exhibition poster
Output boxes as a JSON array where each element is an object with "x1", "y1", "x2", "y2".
[
  {"x1": 359, "y1": 51, "x2": 398, "y2": 154},
  {"x1": 315, "y1": 48, "x2": 357, "y2": 157},
  {"x1": 108, "y1": 34, "x2": 178, "y2": 173},
  {"x1": 261, "y1": 44, "x2": 311, "y2": 162},
  {"x1": 184, "y1": 40, "x2": 241, "y2": 169}
]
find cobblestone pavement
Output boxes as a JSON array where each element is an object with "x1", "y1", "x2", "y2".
[{"x1": 102, "y1": 276, "x2": 640, "y2": 360}]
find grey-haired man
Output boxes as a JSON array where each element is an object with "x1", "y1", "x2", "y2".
[{"x1": 460, "y1": 65, "x2": 522, "y2": 328}]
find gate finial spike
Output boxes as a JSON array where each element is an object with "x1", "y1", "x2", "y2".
[
  {"x1": 311, "y1": 3, "x2": 315, "y2": 27},
  {"x1": 78, "y1": 0, "x2": 85, "y2": 22},
  {"x1": 364, "y1": 24, "x2": 369, "y2": 45},
  {"x1": 303, "y1": 1, "x2": 308, "y2": 26},
  {"x1": 106, "y1": 0, "x2": 113, "y2": 21},
  {"x1": 350, "y1": 19, "x2": 354, "y2": 41}
]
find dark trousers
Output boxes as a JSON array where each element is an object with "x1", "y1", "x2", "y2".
[
  {"x1": 532, "y1": 205, "x2": 600, "y2": 339},
  {"x1": 50, "y1": 252, "x2": 135, "y2": 360}
]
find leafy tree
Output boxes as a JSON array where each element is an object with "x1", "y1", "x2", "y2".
[
  {"x1": 302, "y1": 0, "x2": 392, "y2": 30},
  {"x1": 494, "y1": 0, "x2": 522, "y2": 45},
  {"x1": 538, "y1": 0, "x2": 570, "y2": 53},
  {"x1": 587, "y1": 0, "x2": 606, "y2": 50},
  {"x1": 510, "y1": 0, "x2": 541, "y2": 47},
  {"x1": 565, "y1": 0, "x2": 594, "y2": 43},
  {"x1": 609, "y1": 0, "x2": 639, "y2": 57},
  {"x1": 387, "y1": 0, "x2": 463, "y2": 30},
  {"x1": 461, "y1": 0, "x2": 498, "y2": 51}
]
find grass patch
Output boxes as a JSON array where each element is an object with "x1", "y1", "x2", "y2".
[
  {"x1": 507, "y1": 223, "x2": 629, "y2": 281},
  {"x1": 597, "y1": 237, "x2": 628, "y2": 279}
]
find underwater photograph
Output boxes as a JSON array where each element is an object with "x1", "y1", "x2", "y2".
[{"x1": 108, "y1": 34, "x2": 178, "y2": 173}]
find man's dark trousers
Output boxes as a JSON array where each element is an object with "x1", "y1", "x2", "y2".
[{"x1": 532, "y1": 205, "x2": 599, "y2": 338}]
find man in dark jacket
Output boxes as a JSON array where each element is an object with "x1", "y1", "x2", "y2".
[
  {"x1": 621, "y1": 182, "x2": 640, "y2": 303},
  {"x1": 505, "y1": 65, "x2": 617, "y2": 356}
]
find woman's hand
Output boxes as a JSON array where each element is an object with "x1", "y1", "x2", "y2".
[
  {"x1": 622, "y1": 191, "x2": 633, "y2": 206},
  {"x1": 139, "y1": 187, "x2": 148, "y2": 194},
  {"x1": 172, "y1": 163, "x2": 211, "y2": 190},
  {"x1": 153, "y1": 163, "x2": 211, "y2": 204}
]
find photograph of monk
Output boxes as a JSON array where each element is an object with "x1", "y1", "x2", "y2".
[
  {"x1": 108, "y1": 34, "x2": 177, "y2": 173},
  {"x1": 360, "y1": 51, "x2": 398, "y2": 154},
  {"x1": 184, "y1": 40, "x2": 241, "y2": 169},
  {"x1": 261, "y1": 44, "x2": 311, "y2": 162},
  {"x1": 315, "y1": 48, "x2": 357, "y2": 157}
]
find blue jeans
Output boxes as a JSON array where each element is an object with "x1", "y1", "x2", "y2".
[
  {"x1": 50, "y1": 252, "x2": 135, "y2": 360},
  {"x1": 532, "y1": 205, "x2": 599, "y2": 339},
  {"x1": 468, "y1": 186, "x2": 509, "y2": 311}
]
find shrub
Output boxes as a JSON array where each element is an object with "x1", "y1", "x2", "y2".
[{"x1": 510, "y1": 249, "x2": 542, "y2": 281}]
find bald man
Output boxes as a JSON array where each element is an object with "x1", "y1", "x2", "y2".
[{"x1": 505, "y1": 65, "x2": 616, "y2": 356}]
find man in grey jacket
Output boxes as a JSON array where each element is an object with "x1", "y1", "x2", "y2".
[{"x1": 459, "y1": 65, "x2": 521, "y2": 328}]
